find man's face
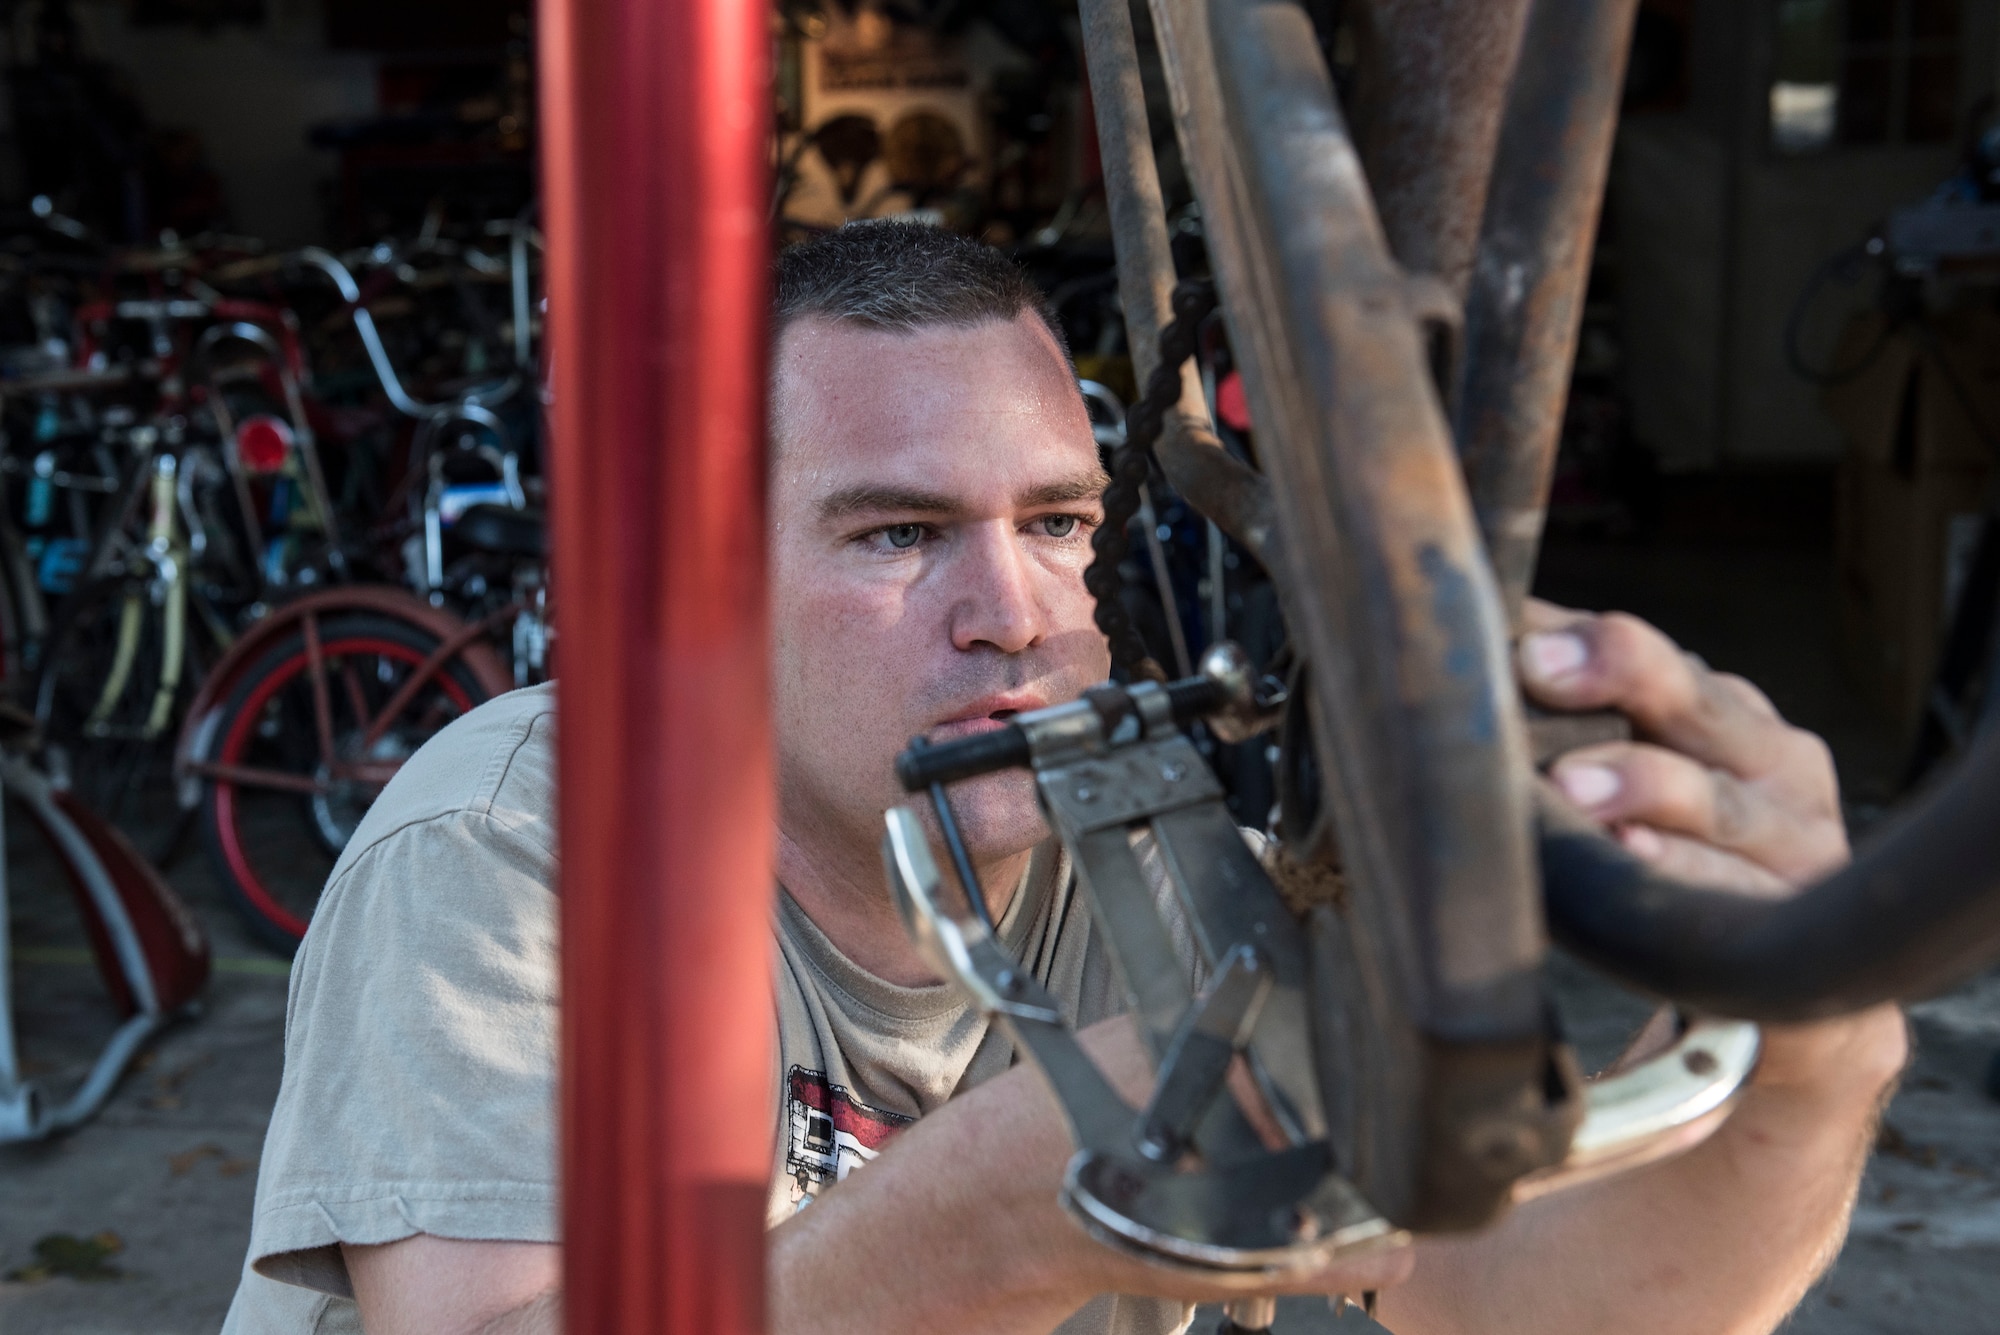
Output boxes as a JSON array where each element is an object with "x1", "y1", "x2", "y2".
[{"x1": 770, "y1": 311, "x2": 1111, "y2": 866}]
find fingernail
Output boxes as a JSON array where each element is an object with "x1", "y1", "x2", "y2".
[
  {"x1": 1521, "y1": 630, "x2": 1589, "y2": 682},
  {"x1": 1555, "y1": 763, "x2": 1621, "y2": 810},
  {"x1": 1619, "y1": 824, "x2": 1664, "y2": 860}
]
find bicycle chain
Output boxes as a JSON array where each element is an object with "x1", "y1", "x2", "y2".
[{"x1": 1085, "y1": 278, "x2": 1217, "y2": 681}]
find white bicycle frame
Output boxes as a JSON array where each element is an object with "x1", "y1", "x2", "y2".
[{"x1": 0, "y1": 753, "x2": 183, "y2": 1142}]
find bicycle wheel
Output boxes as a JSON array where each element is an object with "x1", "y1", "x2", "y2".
[{"x1": 198, "y1": 612, "x2": 494, "y2": 952}]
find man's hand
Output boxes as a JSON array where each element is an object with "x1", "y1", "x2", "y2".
[
  {"x1": 1523, "y1": 600, "x2": 1847, "y2": 891},
  {"x1": 1375, "y1": 601, "x2": 1907, "y2": 1335},
  {"x1": 1517, "y1": 600, "x2": 1907, "y2": 1096}
]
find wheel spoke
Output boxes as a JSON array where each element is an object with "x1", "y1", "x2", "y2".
[
  {"x1": 301, "y1": 612, "x2": 338, "y2": 766},
  {"x1": 188, "y1": 758, "x2": 326, "y2": 795},
  {"x1": 334, "y1": 760, "x2": 403, "y2": 787},
  {"x1": 361, "y1": 659, "x2": 441, "y2": 749},
  {"x1": 339, "y1": 658, "x2": 372, "y2": 729}
]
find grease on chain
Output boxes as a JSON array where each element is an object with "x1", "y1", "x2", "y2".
[{"x1": 1085, "y1": 278, "x2": 1217, "y2": 682}]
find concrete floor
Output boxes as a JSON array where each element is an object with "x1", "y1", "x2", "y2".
[{"x1": 0, "y1": 511, "x2": 1996, "y2": 1334}]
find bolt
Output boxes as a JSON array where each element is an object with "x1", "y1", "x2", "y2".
[
  {"x1": 1161, "y1": 761, "x2": 1186, "y2": 782},
  {"x1": 1075, "y1": 785, "x2": 1096, "y2": 802},
  {"x1": 1103, "y1": 1164, "x2": 1144, "y2": 1205},
  {"x1": 1683, "y1": 1048, "x2": 1719, "y2": 1076}
]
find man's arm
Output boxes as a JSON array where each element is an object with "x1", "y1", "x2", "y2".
[
  {"x1": 1375, "y1": 605, "x2": 1906, "y2": 1335},
  {"x1": 1384, "y1": 1013, "x2": 1898, "y2": 1335},
  {"x1": 344, "y1": 1236, "x2": 562, "y2": 1335}
]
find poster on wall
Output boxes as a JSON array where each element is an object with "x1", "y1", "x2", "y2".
[{"x1": 780, "y1": 4, "x2": 985, "y2": 231}]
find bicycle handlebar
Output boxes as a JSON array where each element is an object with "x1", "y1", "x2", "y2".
[
  {"x1": 1540, "y1": 721, "x2": 2000, "y2": 1022},
  {"x1": 294, "y1": 246, "x2": 521, "y2": 420}
]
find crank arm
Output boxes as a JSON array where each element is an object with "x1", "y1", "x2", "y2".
[{"x1": 884, "y1": 806, "x2": 1403, "y2": 1283}]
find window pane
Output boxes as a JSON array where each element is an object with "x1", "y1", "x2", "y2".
[
  {"x1": 1906, "y1": 52, "x2": 1960, "y2": 140},
  {"x1": 1911, "y1": 0, "x2": 1960, "y2": 40},
  {"x1": 1839, "y1": 53, "x2": 1893, "y2": 142},
  {"x1": 1846, "y1": 0, "x2": 1895, "y2": 42}
]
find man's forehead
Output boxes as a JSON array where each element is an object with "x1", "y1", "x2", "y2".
[
  {"x1": 775, "y1": 314, "x2": 1080, "y2": 431},
  {"x1": 772, "y1": 312, "x2": 1099, "y2": 502}
]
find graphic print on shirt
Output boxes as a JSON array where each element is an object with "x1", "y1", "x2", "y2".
[{"x1": 784, "y1": 1066, "x2": 915, "y2": 1211}]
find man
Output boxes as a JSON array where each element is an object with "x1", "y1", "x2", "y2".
[{"x1": 223, "y1": 222, "x2": 1906, "y2": 1335}]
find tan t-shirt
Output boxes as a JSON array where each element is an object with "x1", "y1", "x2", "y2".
[{"x1": 221, "y1": 683, "x2": 1194, "y2": 1335}]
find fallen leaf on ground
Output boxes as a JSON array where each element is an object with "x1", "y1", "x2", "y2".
[
  {"x1": 144, "y1": 1055, "x2": 213, "y2": 1110},
  {"x1": 4, "y1": 1232, "x2": 124, "y2": 1283},
  {"x1": 169, "y1": 1144, "x2": 224, "y2": 1176},
  {"x1": 168, "y1": 1144, "x2": 255, "y2": 1177},
  {"x1": 1875, "y1": 1122, "x2": 1940, "y2": 1168}
]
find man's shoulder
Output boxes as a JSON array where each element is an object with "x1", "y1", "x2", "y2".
[{"x1": 337, "y1": 681, "x2": 558, "y2": 872}]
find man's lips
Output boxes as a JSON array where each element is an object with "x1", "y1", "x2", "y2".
[{"x1": 925, "y1": 693, "x2": 1048, "y2": 742}]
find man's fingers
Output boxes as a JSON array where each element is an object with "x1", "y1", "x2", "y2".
[
  {"x1": 1520, "y1": 597, "x2": 1584, "y2": 634},
  {"x1": 1518, "y1": 609, "x2": 1791, "y2": 777},
  {"x1": 1548, "y1": 742, "x2": 1845, "y2": 876},
  {"x1": 1613, "y1": 823, "x2": 1791, "y2": 897}
]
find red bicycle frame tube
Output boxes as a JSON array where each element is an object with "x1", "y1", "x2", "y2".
[{"x1": 539, "y1": 0, "x2": 774, "y2": 1330}]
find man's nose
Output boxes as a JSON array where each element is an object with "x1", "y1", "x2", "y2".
[{"x1": 948, "y1": 522, "x2": 1047, "y2": 655}]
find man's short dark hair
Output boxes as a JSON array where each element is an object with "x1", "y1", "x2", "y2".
[{"x1": 774, "y1": 220, "x2": 1070, "y2": 359}]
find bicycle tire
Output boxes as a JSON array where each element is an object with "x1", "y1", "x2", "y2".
[{"x1": 197, "y1": 612, "x2": 493, "y2": 952}]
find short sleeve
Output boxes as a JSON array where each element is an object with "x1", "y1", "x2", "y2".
[{"x1": 242, "y1": 807, "x2": 560, "y2": 1298}]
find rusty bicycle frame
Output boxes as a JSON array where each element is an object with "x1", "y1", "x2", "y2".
[
  {"x1": 1087, "y1": 0, "x2": 2000, "y2": 1230},
  {"x1": 879, "y1": 0, "x2": 2000, "y2": 1315}
]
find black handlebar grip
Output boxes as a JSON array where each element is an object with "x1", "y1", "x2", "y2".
[
  {"x1": 1164, "y1": 676, "x2": 1225, "y2": 720},
  {"x1": 896, "y1": 726, "x2": 1033, "y2": 791}
]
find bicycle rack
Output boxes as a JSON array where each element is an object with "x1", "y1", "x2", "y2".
[{"x1": 881, "y1": 0, "x2": 2000, "y2": 1306}]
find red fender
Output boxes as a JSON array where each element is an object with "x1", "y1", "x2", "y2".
[
  {"x1": 37, "y1": 790, "x2": 211, "y2": 1016},
  {"x1": 173, "y1": 585, "x2": 514, "y2": 802}
]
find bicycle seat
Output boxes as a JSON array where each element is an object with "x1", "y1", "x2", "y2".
[{"x1": 455, "y1": 503, "x2": 546, "y2": 558}]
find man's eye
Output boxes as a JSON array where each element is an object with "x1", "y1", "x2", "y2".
[
  {"x1": 883, "y1": 524, "x2": 923, "y2": 549},
  {"x1": 1039, "y1": 515, "x2": 1079, "y2": 538}
]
